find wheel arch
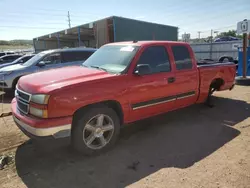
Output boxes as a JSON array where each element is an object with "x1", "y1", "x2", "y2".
[
  {"x1": 210, "y1": 78, "x2": 225, "y2": 90},
  {"x1": 12, "y1": 75, "x2": 23, "y2": 89},
  {"x1": 72, "y1": 100, "x2": 124, "y2": 128}
]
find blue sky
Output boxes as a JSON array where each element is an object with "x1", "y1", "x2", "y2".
[{"x1": 0, "y1": 0, "x2": 249, "y2": 40}]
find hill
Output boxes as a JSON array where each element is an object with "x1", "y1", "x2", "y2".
[{"x1": 0, "y1": 40, "x2": 33, "y2": 46}]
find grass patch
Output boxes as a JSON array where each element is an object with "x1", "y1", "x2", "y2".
[{"x1": 0, "y1": 45, "x2": 33, "y2": 51}]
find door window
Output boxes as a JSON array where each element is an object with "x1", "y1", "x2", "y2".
[
  {"x1": 21, "y1": 56, "x2": 32, "y2": 63},
  {"x1": 2, "y1": 56, "x2": 18, "y2": 61},
  {"x1": 42, "y1": 53, "x2": 61, "y2": 65},
  {"x1": 171, "y1": 45, "x2": 193, "y2": 70},
  {"x1": 137, "y1": 46, "x2": 171, "y2": 74}
]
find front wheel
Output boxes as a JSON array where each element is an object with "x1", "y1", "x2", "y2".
[{"x1": 71, "y1": 105, "x2": 120, "y2": 155}]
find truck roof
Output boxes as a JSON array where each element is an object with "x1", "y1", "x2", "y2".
[{"x1": 106, "y1": 40, "x2": 188, "y2": 47}]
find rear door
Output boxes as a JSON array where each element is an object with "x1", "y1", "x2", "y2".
[
  {"x1": 128, "y1": 45, "x2": 177, "y2": 121},
  {"x1": 170, "y1": 44, "x2": 199, "y2": 108}
]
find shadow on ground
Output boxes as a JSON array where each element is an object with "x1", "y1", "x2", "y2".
[{"x1": 15, "y1": 96, "x2": 247, "y2": 188}]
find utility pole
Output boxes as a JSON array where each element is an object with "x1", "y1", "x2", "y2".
[
  {"x1": 209, "y1": 29, "x2": 213, "y2": 59},
  {"x1": 198, "y1": 31, "x2": 201, "y2": 39},
  {"x1": 67, "y1": 11, "x2": 71, "y2": 28},
  {"x1": 242, "y1": 33, "x2": 247, "y2": 78}
]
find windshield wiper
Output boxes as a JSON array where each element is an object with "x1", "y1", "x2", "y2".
[{"x1": 84, "y1": 65, "x2": 109, "y2": 72}]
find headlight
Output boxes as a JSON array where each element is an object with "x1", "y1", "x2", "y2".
[
  {"x1": 29, "y1": 106, "x2": 48, "y2": 118},
  {"x1": 30, "y1": 94, "x2": 50, "y2": 104},
  {"x1": 29, "y1": 94, "x2": 50, "y2": 118}
]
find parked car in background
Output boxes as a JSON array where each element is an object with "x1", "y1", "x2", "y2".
[
  {"x1": 0, "y1": 54, "x2": 35, "y2": 69},
  {"x1": 0, "y1": 54, "x2": 22, "y2": 64},
  {"x1": 0, "y1": 47, "x2": 96, "y2": 91},
  {"x1": 214, "y1": 36, "x2": 241, "y2": 42},
  {"x1": 198, "y1": 55, "x2": 238, "y2": 70},
  {"x1": 0, "y1": 51, "x2": 15, "y2": 58},
  {"x1": 12, "y1": 41, "x2": 236, "y2": 155}
]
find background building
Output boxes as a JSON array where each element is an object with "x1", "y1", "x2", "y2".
[{"x1": 33, "y1": 16, "x2": 178, "y2": 52}]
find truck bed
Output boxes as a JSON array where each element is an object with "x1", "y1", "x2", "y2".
[
  {"x1": 197, "y1": 61, "x2": 235, "y2": 67},
  {"x1": 196, "y1": 62, "x2": 236, "y2": 103}
]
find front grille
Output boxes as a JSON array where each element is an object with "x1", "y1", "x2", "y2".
[
  {"x1": 17, "y1": 99, "x2": 29, "y2": 114},
  {"x1": 16, "y1": 89, "x2": 30, "y2": 102},
  {"x1": 16, "y1": 88, "x2": 31, "y2": 114}
]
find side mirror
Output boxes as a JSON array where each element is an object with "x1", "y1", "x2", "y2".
[
  {"x1": 134, "y1": 64, "x2": 151, "y2": 76},
  {"x1": 37, "y1": 61, "x2": 45, "y2": 67}
]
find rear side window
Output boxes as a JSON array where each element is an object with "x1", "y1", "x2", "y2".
[
  {"x1": 171, "y1": 45, "x2": 192, "y2": 70},
  {"x1": 137, "y1": 46, "x2": 171, "y2": 74},
  {"x1": 7, "y1": 55, "x2": 21, "y2": 60},
  {"x1": 2, "y1": 56, "x2": 14, "y2": 60},
  {"x1": 13, "y1": 55, "x2": 21, "y2": 59},
  {"x1": 62, "y1": 51, "x2": 94, "y2": 63}
]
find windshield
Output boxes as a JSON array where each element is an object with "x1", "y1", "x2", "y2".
[
  {"x1": 83, "y1": 45, "x2": 139, "y2": 73},
  {"x1": 22, "y1": 53, "x2": 46, "y2": 66}
]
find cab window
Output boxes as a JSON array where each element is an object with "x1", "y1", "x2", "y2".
[
  {"x1": 171, "y1": 45, "x2": 192, "y2": 70},
  {"x1": 137, "y1": 46, "x2": 171, "y2": 74}
]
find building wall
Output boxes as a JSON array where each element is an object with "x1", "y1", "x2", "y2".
[
  {"x1": 190, "y1": 41, "x2": 242, "y2": 60},
  {"x1": 113, "y1": 16, "x2": 178, "y2": 42},
  {"x1": 95, "y1": 19, "x2": 109, "y2": 48},
  {"x1": 33, "y1": 39, "x2": 75, "y2": 53},
  {"x1": 33, "y1": 16, "x2": 178, "y2": 52}
]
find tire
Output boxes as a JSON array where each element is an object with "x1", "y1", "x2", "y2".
[
  {"x1": 12, "y1": 77, "x2": 20, "y2": 90},
  {"x1": 71, "y1": 105, "x2": 120, "y2": 155},
  {"x1": 204, "y1": 87, "x2": 215, "y2": 108}
]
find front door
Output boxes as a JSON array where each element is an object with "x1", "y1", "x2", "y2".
[
  {"x1": 128, "y1": 45, "x2": 177, "y2": 122},
  {"x1": 35, "y1": 52, "x2": 62, "y2": 73}
]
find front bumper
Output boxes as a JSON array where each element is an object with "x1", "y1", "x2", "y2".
[{"x1": 11, "y1": 98, "x2": 72, "y2": 139}]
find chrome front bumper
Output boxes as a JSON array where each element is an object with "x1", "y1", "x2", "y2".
[{"x1": 13, "y1": 115, "x2": 71, "y2": 139}]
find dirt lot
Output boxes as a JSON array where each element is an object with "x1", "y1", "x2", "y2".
[{"x1": 0, "y1": 86, "x2": 250, "y2": 188}]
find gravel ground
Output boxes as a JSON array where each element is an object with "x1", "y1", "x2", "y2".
[{"x1": 0, "y1": 86, "x2": 250, "y2": 188}]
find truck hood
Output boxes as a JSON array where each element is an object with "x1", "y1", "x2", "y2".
[
  {"x1": 0, "y1": 64, "x2": 25, "y2": 72},
  {"x1": 18, "y1": 66, "x2": 117, "y2": 93}
]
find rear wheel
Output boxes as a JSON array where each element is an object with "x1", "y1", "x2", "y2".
[
  {"x1": 205, "y1": 79, "x2": 223, "y2": 107},
  {"x1": 71, "y1": 105, "x2": 120, "y2": 155},
  {"x1": 205, "y1": 87, "x2": 216, "y2": 108}
]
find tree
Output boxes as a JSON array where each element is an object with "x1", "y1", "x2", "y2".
[{"x1": 216, "y1": 30, "x2": 243, "y2": 39}]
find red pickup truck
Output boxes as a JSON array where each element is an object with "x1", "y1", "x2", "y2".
[{"x1": 12, "y1": 41, "x2": 236, "y2": 154}]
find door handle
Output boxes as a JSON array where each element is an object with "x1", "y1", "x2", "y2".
[{"x1": 167, "y1": 77, "x2": 175, "y2": 83}]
